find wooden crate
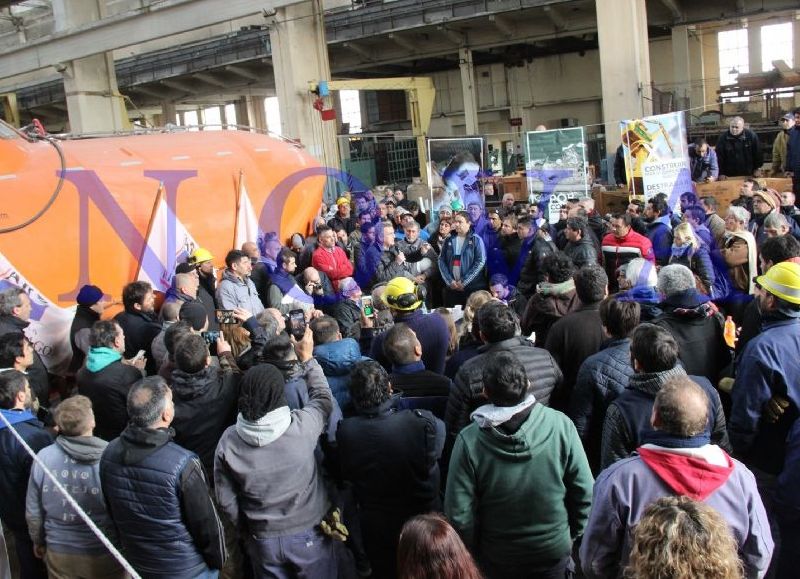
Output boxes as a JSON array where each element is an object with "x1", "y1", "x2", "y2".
[{"x1": 596, "y1": 178, "x2": 792, "y2": 217}]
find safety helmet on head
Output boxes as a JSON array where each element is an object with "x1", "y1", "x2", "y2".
[
  {"x1": 189, "y1": 247, "x2": 214, "y2": 265},
  {"x1": 756, "y1": 261, "x2": 800, "y2": 305},
  {"x1": 383, "y1": 277, "x2": 423, "y2": 311}
]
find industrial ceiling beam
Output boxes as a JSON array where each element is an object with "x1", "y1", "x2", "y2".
[
  {"x1": 388, "y1": 32, "x2": 417, "y2": 53},
  {"x1": 0, "y1": 0, "x2": 300, "y2": 78},
  {"x1": 225, "y1": 65, "x2": 262, "y2": 81},
  {"x1": 542, "y1": 5, "x2": 566, "y2": 31},
  {"x1": 488, "y1": 14, "x2": 514, "y2": 38},
  {"x1": 193, "y1": 72, "x2": 228, "y2": 88},
  {"x1": 437, "y1": 25, "x2": 465, "y2": 46},
  {"x1": 659, "y1": 0, "x2": 684, "y2": 21},
  {"x1": 342, "y1": 41, "x2": 373, "y2": 60}
]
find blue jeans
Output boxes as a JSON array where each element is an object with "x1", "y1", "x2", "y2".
[{"x1": 247, "y1": 528, "x2": 336, "y2": 579}]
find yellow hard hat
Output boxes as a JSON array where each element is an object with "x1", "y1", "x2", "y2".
[
  {"x1": 756, "y1": 261, "x2": 800, "y2": 305},
  {"x1": 190, "y1": 247, "x2": 214, "y2": 264},
  {"x1": 336, "y1": 196, "x2": 350, "y2": 206},
  {"x1": 383, "y1": 277, "x2": 422, "y2": 311}
]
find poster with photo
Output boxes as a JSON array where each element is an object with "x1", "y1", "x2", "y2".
[
  {"x1": 524, "y1": 127, "x2": 589, "y2": 223},
  {"x1": 619, "y1": 111, "x2": 692, "y2": 202},
  {"x1": 427, "y1": 137, "x2": 485, "y2": 213}
]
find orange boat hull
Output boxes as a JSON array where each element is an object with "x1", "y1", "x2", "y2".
[{"x1": 0, "y1": 125, "x2": 324, "y2": 306}]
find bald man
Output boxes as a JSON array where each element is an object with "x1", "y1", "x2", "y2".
[{"x1": 581, "y1": 377, "x2": 773, "y2": 579}]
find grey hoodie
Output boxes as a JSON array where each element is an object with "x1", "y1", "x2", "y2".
[
  {"x1": 216, "y1": 269, "x2": 264, "y2": 315},
  {"x1": 26, "y1": 435, "x2": 118, "y2": 555},
  {"x1": 214, "y1": 359, "x2": 333, "y2": 537}
]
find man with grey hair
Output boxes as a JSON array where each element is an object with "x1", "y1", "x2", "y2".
[
  {"x1": 0, "y1": 287, "x2": 50, "y2": 409},
  {"x1": 716, "y1": 116, "x2": 763, "y2": 178},
  {"x1": 583, "y1": 376, "x2": 772, "y2": 579},
  {"x1": 653, "y1": 264, "x2": 730, "y2": 382},
  {"x1": 764, "y1": 212, "x2": 792, "y2": 238},
  {"x1": 101, "y1": 377, "x2": 225, "y2": 578}
]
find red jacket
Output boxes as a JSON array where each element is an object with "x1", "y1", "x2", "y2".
[
  {"x1": 312, "y1": 246, "x2": 354, "y2": 291},
  {"x1": 601, "y1": 229, "x2": 654, "y2": 290}
]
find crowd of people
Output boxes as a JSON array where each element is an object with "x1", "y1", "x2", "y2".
[{"x1": 1, "y1": 152, "x2": 800, "y2": 579}]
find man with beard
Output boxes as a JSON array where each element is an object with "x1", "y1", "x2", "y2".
[
  {"x1": 114, "y1": 281, "x2": 162, "y2": 375},
  {"x1": 189, "y1": 247, "x2": 219, "y2": 330}
]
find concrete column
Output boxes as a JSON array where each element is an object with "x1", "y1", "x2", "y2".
[
  {"x1": 246, "y1": 96, "x2": 267, "y2": 132},
  {"x1": 160, "y1": 101, "x2": 176, "y2": 126},
  {"x1": 688, "y1": 30, "x2": 706, "y2": 114},
  {"x1": 234, "y1": 97, "x2": 250, "y2": 128},
  {"x1": 270, "y1": 0, "x2": 339, "y2": 172},
  {"x1": 52, "y1": 0, "x2": 128, "y2": 134},
  {"x1": 747, "y1": 23, "x2": 762, "y2": 73},
  {"x1": 672, "y1": 26, "x2": 691, "y2": 110},
  {"x1": 794, "y1": 18, "x2": 800, "y2": 108},
  {"x1": 596, "y1": 0, "x2": 652, "y2": 177},
  {"x1": 459, "y1": 48, "x2": 480, "y2": 135}
]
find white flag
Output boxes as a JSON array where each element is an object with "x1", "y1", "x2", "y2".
[
  {"x1": 136, "y1": 184, "x2": 197, "y2": 293},
  {"x1": 234, "y1": 172, "x2": 262, "y2": 250},
  {"x1": 0, "y1": 253, "x2": 76, "y2": 375}
]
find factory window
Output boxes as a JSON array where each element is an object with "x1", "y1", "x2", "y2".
[
  {"x1": 265, "y1": 97, "x2": 282, "y2": 136},
  {"x1": 761, "y1": 22, "x2": 793, "y2": 71},
  {"x1": 203, "y1": 107, "x2": 222, "y2": 130},
  {"x1": 718, "y1": 28, "x2": 749, "y2": 102},
  {"x1": 340, "y1": 90, "x2": 363, "y2": 134}
]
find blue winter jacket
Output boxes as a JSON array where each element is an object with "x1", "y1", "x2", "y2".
[
  {"x1": 785, "y1": 126, "x2": 800, "y2": 173},
  {"x1": 570, "y1": 338, "x2": 634, "y2": 441},
  {"x1": 438, "y1": 230, "x2": 486, "y2": 287},
  {"x1": 313, "y1": 338, "x2": 370, "y2": 413},
  {"x1": 730, "y1": 317, "x2": 800, "y2": 474}
]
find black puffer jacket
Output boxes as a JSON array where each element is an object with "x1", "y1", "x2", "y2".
[
  {"x1": 568, "y1": 338, "x2": 634, "y2": 471},
  {"x1": 170, "y1": 353, "x2": 240, "y2": 473},
  {"x1": 445, "y1": 337, "x2": 563, "y2": 455}
]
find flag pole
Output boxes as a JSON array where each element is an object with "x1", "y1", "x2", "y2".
[
  {"x1": 233, "y1": 169, "x2": 244, "y2": 249},
  {"x1": 137, "y1": 181, "x2": 165, "y2": 280}
]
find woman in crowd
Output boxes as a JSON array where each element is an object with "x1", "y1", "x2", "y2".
[
  {"x1": 444, "y1": 290, "x2": 492, "y2": 379},
  {"x1": 721, "y1": 205, "x2": 757, "y2": 296},
  {"x1": 397, "y1": 513, "x2": 482, "y2": 579},
  {"x1": 438, "y1": 211, "x2": 487, "y2": 307},
  {"x1": 625, "y1": 496, "x2": 743, "y2": 579},
  {"x1": 669, "y1": 222, "x2": 716, "y2": 296},
  {"x1": 615, "y1": 258, "x2": 662, "y2": 321}
]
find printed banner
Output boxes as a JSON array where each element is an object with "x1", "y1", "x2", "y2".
[
  {"x1": 234, "y1": 172, "x2": 263, "y2": 249},
  {"x1": 136, "y1": 183, "x2": 198, "y2": 293},
  {"x1": 427, "y1": 137, "x2": 485, "y2": 213},
  {"x1": 620, "y1": 112, "x2": 692, "y2": 201},
  {"x1": 524, "y1": 127, "x2": 589, "y2": 224},
  {"x1": 0, "y1": 253, "x2": 75, "y2": 375}
]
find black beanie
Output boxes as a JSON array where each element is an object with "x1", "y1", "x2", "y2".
[{"x1": 239, "y1": 364, "x2": 288, "y2": 421}]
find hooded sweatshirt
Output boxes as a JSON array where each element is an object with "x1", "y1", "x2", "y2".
[
  {"x1": 214, "y1": 359, "x2": 333, "y2": 536},
  {"x1": 445, "y1": 403, "x2": 593, "y2": 572},
  {"x1": 581, "y1": 442, "x2": 773, "y2": 579},
  {"x1": 26, "y1": 435, "x2": 118, "y2": 555}
]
